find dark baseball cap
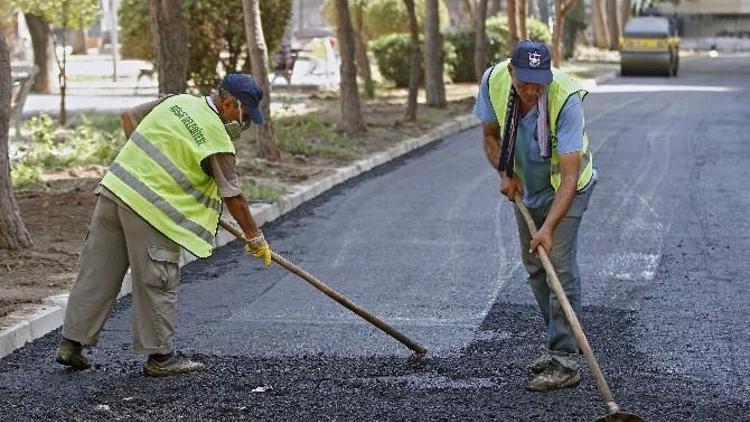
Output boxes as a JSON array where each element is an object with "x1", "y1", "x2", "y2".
[
  {"x1": 510, "y1": 40, "x2": 553, "y2": 84},
  {"x1": 220, "y1": 73, "x2": 265, "y2": 124}
]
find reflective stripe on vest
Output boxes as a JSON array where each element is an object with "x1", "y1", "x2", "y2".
[
  {"x1": 130, "y1": 131, "x2": 221, "y2": 213},
  {"x1": 108, "y1": 162, "x2": 216, "y2": 246},
  {"x1": 101, "y1": 95, "x2": 235, "y2": 258},
  {"x1": 487, "y1": 59, "x2": 594, "y2": 192}
]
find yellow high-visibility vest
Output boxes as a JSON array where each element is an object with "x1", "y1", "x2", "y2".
[
  {"x1": 488, "y1": 59, "x2": 594, "y2": 191},
  {"x1": 102, "y1": 94, "x2": 235, "y2": 258}
]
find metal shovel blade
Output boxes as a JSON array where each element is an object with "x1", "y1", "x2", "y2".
[{"x1": 595, "y1": 412, "x2": 646, "y2": 422}]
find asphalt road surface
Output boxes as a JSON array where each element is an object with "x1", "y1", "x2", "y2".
[{"x1": 1, "y1": 55, "x2": 748, "y2": 421}]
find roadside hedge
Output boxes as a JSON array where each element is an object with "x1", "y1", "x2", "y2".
[
  {"x1": 370, "y1": 33, "x2": 456, "y2": 88},
  {"x1": 372, "y1": 16, "x2": 551, "y2": 86}
]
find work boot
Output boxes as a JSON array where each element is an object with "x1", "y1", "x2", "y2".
[
  {"x1": 530, "y1": 353, "x2": 553, "y2": 374},
  {"x1": 526, "y1": 365, "x2": 581, "y2": 391},
  {"x1": 143, "y1": 352, "x2": 205, "y2": 377},
  {"x1": 55, "y1": 338, "x2": 91, "y2": 370}
]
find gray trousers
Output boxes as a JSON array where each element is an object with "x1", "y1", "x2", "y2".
[
  {"x1": 514, "y1": 182, "x2": 595, "y2": 371},
  {"x1": 63, "y1": 194, "x2": 181, "y2": 355}
]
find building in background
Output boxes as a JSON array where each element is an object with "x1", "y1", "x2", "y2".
[{"x1": 658, "y1": 0, "x2": 750, "y2": 50}]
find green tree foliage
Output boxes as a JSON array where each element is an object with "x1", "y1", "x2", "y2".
[
  {"x1": 370, "y1": 33, "x2": 455, "y2": 88},
  {"x1": 119, "y1": 0, "x2": 292, "y2": 93},
  {"x1": 12, "y1": 0, "x2": 99, "y2": 29},
  {"x1": 445, "y1": 31, "x2": 506, "y2": 83},
  {"x1": 439, "y1": 15, "x2": 550, "y2": 82},
  {"x1": 322, "y1": 0, "x2": 449, "y2": 42}
]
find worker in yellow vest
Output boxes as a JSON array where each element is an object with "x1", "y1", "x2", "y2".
[
  {"x1": 56, "y1": 74, "x2": 272, "y2": 377},
  {"x1": 474, "y1": 41, "x2": 597, "y2": 391}
]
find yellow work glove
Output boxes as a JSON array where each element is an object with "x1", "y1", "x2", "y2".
[{"x1": 244, "y1": 230, "x2": 272, "y2": 267}]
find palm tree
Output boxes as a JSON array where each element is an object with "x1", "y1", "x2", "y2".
[
  {"x1": 334, "y1": 0, "x2": 366, "y2": 135},
  {"x1": 149, "y1": 0, "x2": 188, "y2": 94},
  {"x1": 424, "y1": 0, "x2": 446, "y2": 108},
  {"x1": 242, "y1": 0, "x2": 281, "y2": 161},
  {"x1": 0, "y1": 33, "x2": 32, "y2": 249},
  {"x1": 474, "y1": 0, "x2": 489, "y2": 82},
  {"x1": 552, "y1": 0, "x2": 579, "y2": 67},
  {"x1": 404, "y1": 0, "x2": 420, "y2": 121}
]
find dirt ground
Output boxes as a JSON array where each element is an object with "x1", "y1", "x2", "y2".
[{"x1": 0, "y1": 87, "x2": 476, "y2": 329}]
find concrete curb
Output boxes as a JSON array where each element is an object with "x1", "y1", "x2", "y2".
[{"x1": 0, "y1": 113, "x2": 480, "y2": 360}]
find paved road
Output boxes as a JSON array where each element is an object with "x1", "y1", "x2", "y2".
[{"x1": 1, "y1": 55, "x2": 749, "y2": 421}]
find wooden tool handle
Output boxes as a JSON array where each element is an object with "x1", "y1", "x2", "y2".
[
  {"x1": 514, "y1": 197, "x2": 618, "y2": 411},
  {"x1": 218, "y1": 218, "x2": 428, "y2": 355}
]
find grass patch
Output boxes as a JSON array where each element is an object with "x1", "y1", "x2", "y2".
[
  {"x1": 275, "y1": 114, "x2": 361, "y2": 161},
  {"x1": 242, "y1": 180, "x2": 284, "y2": 204},
  {"x1": 11, "y1": 113, "x2": 126, "y2": 188}
]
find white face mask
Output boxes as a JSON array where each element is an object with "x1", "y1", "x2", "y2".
[{"x1": 223, "y1": 99, "x2": 251, "y2": 141}]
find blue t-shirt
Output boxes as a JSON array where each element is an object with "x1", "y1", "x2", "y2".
[{"x1": 474, "y1": 66, "x2": 585, "y2": 208}]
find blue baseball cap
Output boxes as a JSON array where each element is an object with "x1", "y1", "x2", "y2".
[
  {"x1": 510, "y1": 40, "x2": 553, "y2": 84},
  {"x1": 220, "y1": 73, "x2": 265, "y2": 124}
]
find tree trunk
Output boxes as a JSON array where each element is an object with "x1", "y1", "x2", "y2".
[
  {"x1": 404, "y1": 0, "x2": 420, "y2": 121},
  {"x1": 72, "y1": 29, "x2": 87, "y2": 55},
  {"x1": 606, "y1": 0, "x2": 620, "y2": 50},
  {"x1": 528, "y1": 0, "x2": 540, "y2": 19},
  {"x1": 424, "y1": 0, "x2": 446, "y2": 108},
  {"x1": 620, "y1": 0, "x2": 631, "y2": 34},
  {"x1": 474, "y1": 0, "x2": 489, "y2": 82},
  {"x1": 352, "y1": 1, "x2": 374, "y2": 99},
  {"x1": 519, "y1": 0, "x2": 527, "y2": 40},
  {"x1": 242, "y1": 0, "x2": 281, "y2": 161},
  {"x1": 538, "y1": 0, "x2": 551, "y2": 25},
  {"x1": 552, "y1": 0, "x2": 578, "y2": 67},
  {"x1": 149, "y1": 0, "x2": 188, "y2": 94},
  {"x1": 57, "y1": 24, "x2": 68, "y2": 126},
  {"x1": 460, "y1": 0, "x2": 475, "y2": 31},
  {"x1": 24, "y1": 14, "x2": 51, "y2": 94},
  {"x1": 592, "y1": 0, "x2": 610, "y2": 49},
  {"x1": 488, "y1": 0, "x2": 501, "y2": 17},
  {"x1": 507, "y1": 0, "x2": 519, "y2": 54},
  {"x1": 0, "y1": 34, "x2": 32, "y2": 250},
  {"x1": 334, "y1": 0, "x2": 366, "y2": 136}
]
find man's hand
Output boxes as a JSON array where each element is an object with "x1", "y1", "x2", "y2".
[
  {"x1": 244, "y1": 231, "x2": 272, "y2": 267},
  {"x1": 529, "y1": 225, "x2": 553, "y2": 255},
  {"x1": 500, "y1": 175, "x2": 523, "y2": 202}
]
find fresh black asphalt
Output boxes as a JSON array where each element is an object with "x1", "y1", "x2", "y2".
[{"x1": 1, "y1": 55, "x2": 748, "y2": 421}]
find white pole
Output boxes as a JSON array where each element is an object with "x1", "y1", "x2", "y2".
[{"x1": 110, "y1": 0, "x2": 119, "y2": 82}]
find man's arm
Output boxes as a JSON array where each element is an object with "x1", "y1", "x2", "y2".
[
  {"x1": 120, "y1": 98, "x2": 165, "y2": 139},
  {"x1": 121, "y1": 112, "x2": 136, "y2": 139},
  {"x1": 530, "y1": 153, "x2": 579, "y2": 253},
  {"x1": 482, "y1": 123, "x2": 501, "y2": 169},
  {"x1": 223, "y1": 194, "x2": 261, "y2": 239}
]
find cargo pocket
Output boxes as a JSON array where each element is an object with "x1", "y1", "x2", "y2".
[{"x1": 147, "y1": 246, "x2": 181, "y2": 290}]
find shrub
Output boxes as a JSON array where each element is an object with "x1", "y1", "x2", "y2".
[
  {"x1": 10, "y1": 114, "x2": 126, "y2": 188},
  {"x1": 118, "y1": 0, "x2": 293, "y2": 92},
  {"x1": 444, "y1": 31, "x2": 507, "y2": 83},
  {"x1": 370, "y1": 33, "x2": 456, "y2": 88},
  {"x1": 486, "y1": 16, "x2": 552, "y2": 45},
  {"x1": 321, "y1": 0, "x2": 449, "y2": 42},
  {"x1": 370, "y1": 33, "x2": 415, "y2": 88},
  {"x1": 443, "y1": 16, "x2": 551, "y2": 83}
]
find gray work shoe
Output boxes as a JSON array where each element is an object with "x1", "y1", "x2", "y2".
[
  {"x1": 526, "y1": 366, "x2": 581, "y2": 391},
  {"x1": 143, "y1": 353, "x2": 205, "y2": 377},
  {"x1": 55, "y1": 338, "x2": 91, "y2": 370},
  {"x1": 531, "y1": 353, "x2": 553, "y2": 374}
]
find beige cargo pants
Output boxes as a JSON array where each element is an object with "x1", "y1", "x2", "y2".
[{"x1": 63, "y1": 194, "x2": 181, "y2": 355}]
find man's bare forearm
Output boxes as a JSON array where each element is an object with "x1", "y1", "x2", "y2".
[
  {"x1": 482, "y1": 124, "x2": 501, "y2": 170},
  {"x1": 223, "y1": 194, "x2": 261, "y2": 238},
  {"x1": 121, "y1": 112, "x2": 135, "y2": 139},
  {"x1": 541, "y1": 154, "x2": 580, "y2": 233}
]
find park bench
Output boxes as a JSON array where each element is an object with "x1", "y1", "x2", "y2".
[{"x1": 10, "y1": 65, "x2": 38, "y2": 139}]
